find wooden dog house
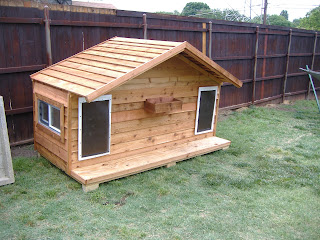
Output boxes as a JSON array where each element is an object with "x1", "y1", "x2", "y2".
[{"x1": 31, "y1": 37, "x2": 242, "y2": 191}]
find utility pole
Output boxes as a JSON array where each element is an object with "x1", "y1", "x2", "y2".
[
  {"x1": 244, "y1": 0, "x2": 246, "y2": 16},
  {"x1": 250, "y1": 0, "x2": 252, "y2": 19},
  {"x1": 263, "y1": 0, "x2": 268, "y2": 24}
]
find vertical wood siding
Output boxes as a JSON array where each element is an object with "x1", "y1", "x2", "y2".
[{"x1": 0, "y1": 4, "x2": 319, "y2": 145}]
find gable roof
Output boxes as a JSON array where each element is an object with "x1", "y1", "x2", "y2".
[{"x1": 31, "y1": 37, "x2": 242, "y2": 102}]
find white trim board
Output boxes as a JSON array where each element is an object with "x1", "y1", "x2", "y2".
[
  {"x1": 78, "y1": 95, "x2": 112, "y2": 161},
  {"x1": 195, "y1": 86, "x2": 218, "y2": 135},
  {"x1": 0, "y1": 96, "x2": 15, "y2": 186}
]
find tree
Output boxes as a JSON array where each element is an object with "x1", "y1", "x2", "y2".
[
  {"x1": 280, "y1": 10, "x2": 288, "y2": 20},
  {"x1": 268, "y1": 14, "x2": 292, "y2": 27},
  {"x1": 251, "y1": 14, "x2": 292, "y2": 27},
  {"x1": 181, "y1": 2, "x2": 210, "y2": 16},
  {"x1": 155, "y1": 10, "x2": 180, "y2": 15},
  {"x1": 299, "y1": 6, "x2": 320, "y2": 31},
  {"x1": 251, "y1": 15, "x2": 262, "y2": 24},
  {"x1": 198, "y1": 8, "x2": 249, "y2": 22},
  {"x1": 292, "y1": 18, "x2": 301, "y2": 28}
]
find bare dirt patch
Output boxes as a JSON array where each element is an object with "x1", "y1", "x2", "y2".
[{"x1": 11, "y1": 144, "x2": 38, "y2": 159}]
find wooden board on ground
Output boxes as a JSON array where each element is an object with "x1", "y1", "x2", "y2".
[{"x1": 0, "y1": 96, "x2": 15, "y2": 186}]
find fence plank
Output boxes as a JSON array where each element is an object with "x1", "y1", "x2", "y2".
[{"x1": 0, "y1": 4, "x2": 319, "y2": 145}]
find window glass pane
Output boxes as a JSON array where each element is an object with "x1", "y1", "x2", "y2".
[
  {"x1": 50, "y1": 106, "x2": 60, "y2": 130},
  {"x1": 39, "y1": 101, "x2": 49, "y2": 124},
  {"x1": 82, "y1": 100, "x2": 110, "y2": 158},
  {"x1": 197, "y1": 90, "x2": 216, "y2": 132}
]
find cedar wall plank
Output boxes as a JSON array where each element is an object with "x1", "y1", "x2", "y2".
[
  {"x1": 111, "y1": 85, "x2": 199, "y2": 104},
  {"x1": 111, "y1": 120, "x2": 195, "y2": 145},
  {"x1": 110, "y1": 129, "x2": 196, "y2": 154},
  {"x1": 111, "y1": 102, "x2": 196, "y2": 123},
  {"x1": 35, "y1": 132, "x2": 68, "y2": 161},
  {"x1": 33, "y1": 81, "x2": 68, "y2": 106},
  {"x1": 112, "y1": 111, "x2": 196, "y2": 134},
  {"x1": 70, "y1": 56, "x2": 220, "y2": 168},
  {"x1": 34, "y1": 83, "x2": 70, "y2": 165},
  {"x1": 36, "y1": 143, "x2": 67, "y2": 172}
]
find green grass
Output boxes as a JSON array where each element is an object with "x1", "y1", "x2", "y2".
[{"x1": 1, "y1": 100, "x2": 320, "y2": 239}]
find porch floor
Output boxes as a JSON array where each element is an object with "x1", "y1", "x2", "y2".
[{"x1": 71, "y1": 136, "x2": 231, "y2": 186}]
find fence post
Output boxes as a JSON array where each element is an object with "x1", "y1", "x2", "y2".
[
  {"x1": 208, "y1": 21, "x2": 212, "y2": 59},
  {"x1": 282, "y1": 29, "x2": 292, "y2": 103},
  {"x1": 143, "y1": 14, "x2": 147, "y2": 39},
  {"x1": 202, "y1": 22, "x2": 207, "y2": 55},
  {"x1": 252, "y1": 26, "x2": 259, "y2": 104},
  {"x1": 307, "y1": 32, "x2": 318, "y2": 100},
  {"x1": 44, "y1": 6, "x2": 52, "y2": 66}
]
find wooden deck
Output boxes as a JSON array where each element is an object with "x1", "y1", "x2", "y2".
[{"x1": 71, "y1": 136, "x2": 230, "y2": 187}]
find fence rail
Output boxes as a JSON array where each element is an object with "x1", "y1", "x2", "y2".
[{"x1": 0, "y1": 2, "x2": 319, "y2": 145}]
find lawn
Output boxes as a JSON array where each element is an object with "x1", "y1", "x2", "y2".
[{"x1": 1, "y1": 100, "x2": 319, "y2": 240}]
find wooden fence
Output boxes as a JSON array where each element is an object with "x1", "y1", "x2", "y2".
[{"x1": 0, "y1": 1, "x2": 319, "y2": 145}]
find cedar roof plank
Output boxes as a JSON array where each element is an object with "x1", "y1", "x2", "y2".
[
  {"x1": 32, "y1": 74, "x2": 94, "y2": 96},
  {"x1": 40, "y1": 69, "x2": 104, "y2": 89},
  {"x1": 85, "y1": 42, "x2": 187, "y2": 102},
  {"x1": 77, "y1": 53, "x2": 140, "y2": 68},
  {"x1": 69, "y1": 57, "x2": 132, "y2": 73},
  {"x1": 114, "y1": 37, "x2": 182, "y2": 47},
  {"x1": 51, "y1": 65, "x2": 113, "y2": 84},
  {"x1": 60, "y1": 61, "x2": 123, "y2": 79},
  {"x1": 107, "y1": 40, "x2": 173, "y2": 50},
  {"x1": 95, "y1": 46, "x2": 161, "y2": 58},
  {"x1": 31, "y1": 37, "x2": 242, "y2": 99},
  {"x1": 100, "y1": 42, "x2": 169, "y2": 54},
  {"x1": 85, "y1": 50, "x2": 151, "y2": 63}
]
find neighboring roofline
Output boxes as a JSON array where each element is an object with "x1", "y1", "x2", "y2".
[{"x1": 85, "y1": 40, "x2": 242, "y2": 102}]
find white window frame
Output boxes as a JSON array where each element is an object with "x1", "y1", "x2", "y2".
[
  {"x1": 38, "y1": 100, "x2": 61, "y2": 134},
  {"x1": 195, "y1": 86, "x2": 218, "y2": 135},
  {"x1": 49, "y1": 105, "x2": 61, "y2": 133},
  {"x1": 78, "y1": 95, "x2": 112, "y2": 161}
]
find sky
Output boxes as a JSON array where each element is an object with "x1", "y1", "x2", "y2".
[{"x1": 76, "y1": 0, "x2": 318, "y2": 21}]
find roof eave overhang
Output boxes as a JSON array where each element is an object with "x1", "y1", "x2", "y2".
[
  {"x1": 85, "y1": 41, "x2": 188, "y2": 102},
  {"x1": 183, "y1": 42, "x2": 243, "y2": 88},
  {"x1": 63, "y1": 40, "x2": 242, "y2": 103}
]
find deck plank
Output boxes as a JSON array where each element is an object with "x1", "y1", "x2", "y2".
[{"x1": 71, "y1": 136, "x2": 231, "y2": 185}]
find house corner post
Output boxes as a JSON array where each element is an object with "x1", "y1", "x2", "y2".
[{"x1": 66, "y1": 93, "x2": 73, "y2": 175}]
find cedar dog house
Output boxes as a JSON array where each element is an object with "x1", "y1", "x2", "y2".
[{"x1": 31, "y1": 37, "x2": 242, "y2": 191}]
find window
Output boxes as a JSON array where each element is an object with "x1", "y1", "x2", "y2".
[
  {"x1": 35, "y1": 94, "x2": 65, "y2": 143},
  {"x1": 195, "y1": 86, "x2": 218, "y2": 135},
  {"x1": 38, "y1": 100, "x2": 61, "y2": 133},
  {"x1": 78, "y1": 95, "x2": 112, "y2": 161}
]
